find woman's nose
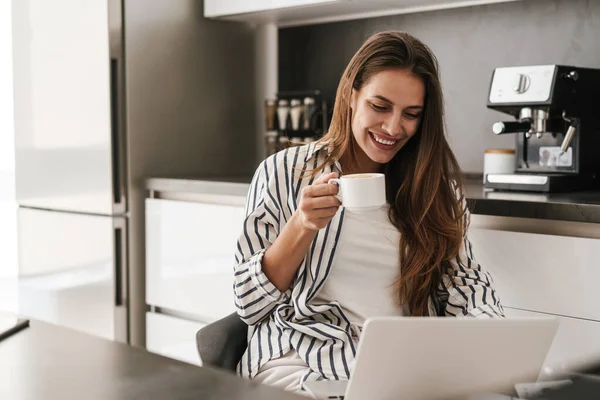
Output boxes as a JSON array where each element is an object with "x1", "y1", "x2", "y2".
[{"x1": 382, "y1": 112, "x2": 404, "y2": 137}]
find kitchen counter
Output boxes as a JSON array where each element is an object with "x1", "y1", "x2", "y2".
[
  {"x1": 464, "y1": 180, "x2": 600, "y2": 224},
  {"x1": 146, "y1": 177, "x2": 600, "y2": 225}
]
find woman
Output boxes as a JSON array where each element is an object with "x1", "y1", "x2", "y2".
[{"x1": 233, "y1": 31, "x2": 503, "y2": 393}]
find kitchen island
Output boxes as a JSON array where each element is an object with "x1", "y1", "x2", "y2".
[{"x1": 145, "y1": 176, "x2": 600, "y2": 376}]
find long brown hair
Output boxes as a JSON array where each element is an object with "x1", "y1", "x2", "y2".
[{"x1": 314, "y1": 31, "x2": 466, "y2": 316}]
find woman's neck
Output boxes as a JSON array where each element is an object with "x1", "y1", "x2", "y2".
[{"x1": 340, "y1": 148, "x2": 382, "y2": 175}]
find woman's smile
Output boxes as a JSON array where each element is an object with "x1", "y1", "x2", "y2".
[{"x1": 368, "y1": 130, "x2": 401, "y2": 150}]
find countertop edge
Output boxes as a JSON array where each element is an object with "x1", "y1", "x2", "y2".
[
  {"x1": 145, "y1": 177, "x2": 600, "y2": 225},
  {"x1": 466, "y1": 197, "x2": 600, "y2": 224},
  {"x1": 146, "y1": 178, "x2": 251, "y2": 198}
]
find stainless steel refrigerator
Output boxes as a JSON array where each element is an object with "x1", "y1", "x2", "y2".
[{"x1": 12, "y1": 0, "x2": 257, "y2": 346}]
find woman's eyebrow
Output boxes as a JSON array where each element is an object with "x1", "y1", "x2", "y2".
[{"x1": 372, "y1": 95, "x2": 423, "y2": 110}]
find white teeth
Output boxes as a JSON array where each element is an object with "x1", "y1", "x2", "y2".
[{"x1": 371, "y1": 133, "x2": 396, "y2": 146}]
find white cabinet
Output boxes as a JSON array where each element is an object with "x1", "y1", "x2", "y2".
[
  {"x1": 204, "y1": 0, "x2": 340, "y2": 19},
  {"x1": 468, "y1": 220, "x2": 600, "y2": 373},
  {"x1": 146, "y1": 312, "x2": 206, "y2": 366},
  {"x1": 468, "y1": 227, "x2": 600, "y2": 321},
  {"x1": 504, "y1": 308, "x2": 600, "y2": 374},
  {"x1": 204, "y1": 0, "x2": 523, "y2": 27},
  {"x1": 145, "y1": 198, "x2": 245, "y2": 321},
  {"x1": 145, "y1": 197, "x2": 247, "y2": 363}
]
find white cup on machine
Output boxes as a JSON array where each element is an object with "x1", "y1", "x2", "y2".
[
  {"x1": 483, "y1": 149, "x2": 516, "y2": 183},
  {"x1": 328, "y1": 173, "x2": 386, "y2": 211}
]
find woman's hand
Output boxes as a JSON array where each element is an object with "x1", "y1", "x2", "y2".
[{"x1": 296, "y1": 172, "x2": 342, "y2": 231}]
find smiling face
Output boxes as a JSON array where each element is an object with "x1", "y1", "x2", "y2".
[{"x1": 348, "y1": 68, "x2": 426, "y2": 173}]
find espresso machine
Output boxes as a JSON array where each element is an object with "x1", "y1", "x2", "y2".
[{"x1": 485, "y1": 64, "x2": 600, "y2": 192}]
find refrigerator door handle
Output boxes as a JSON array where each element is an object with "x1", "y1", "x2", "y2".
[
  {"x1": 113, "y1": 219, "x2": 129, "y2": 343},
  {"x1": 110, "y1": 57, "x2": 127, "y2": 214},
  {"x1": 109, "y1": 0, "x2": 127, "y2": 215},
  {"x1": 114, "y1": 225, "x2": 127, "y2": 306}
]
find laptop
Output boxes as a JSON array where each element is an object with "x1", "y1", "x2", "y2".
[{"x1": 303, "y1": 316, "x2": 559, "y2": 400}]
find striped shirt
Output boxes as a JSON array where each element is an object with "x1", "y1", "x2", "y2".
[{"x1": 233, "y1": 143, "x2": 504, "y2": 383}]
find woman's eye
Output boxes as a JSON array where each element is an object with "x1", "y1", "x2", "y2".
[
  {"x1": 370, "y1": 103, "x2": 387, "y2": 112},
  {"x1": 405, "y1": 113, "x2": 421, "y2": 120}
]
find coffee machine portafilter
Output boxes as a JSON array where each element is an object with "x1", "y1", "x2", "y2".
[{"x1": 486, "y1": 65, "x2": 600, "y2": 192}]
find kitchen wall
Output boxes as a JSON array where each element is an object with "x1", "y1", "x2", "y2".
[{"x1": 279, "y1": 0, "x2": 600, "y2": 173}]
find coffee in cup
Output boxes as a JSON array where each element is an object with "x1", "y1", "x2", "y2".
[{"x1": 328, "y1": 173, "x2": 386, "y2": 211}]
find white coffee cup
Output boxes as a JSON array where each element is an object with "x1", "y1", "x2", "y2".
[
  {"x1": 328, "y1": 173, "x2": 386, "y2": 211},
  {"x1": 483, "y1": 148, "x2": 516, "y2": 183}
]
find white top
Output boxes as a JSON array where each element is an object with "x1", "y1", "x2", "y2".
[
  {"x1": 254, "y1": 204, "x2": 406, "y2": 392},
  {"x1": 314, "y1": 205, "x2": 407, "y2": 325}
]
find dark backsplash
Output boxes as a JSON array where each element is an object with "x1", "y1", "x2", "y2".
[
  {"x1": 279, "y1": 19, "x2": 368, "y2": 111},
  {"x1": 278, "y1": 0, "x2": 600, "y2": 172}
]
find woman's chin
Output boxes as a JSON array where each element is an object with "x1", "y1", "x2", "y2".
[{"x1": 366, "y1": 148, "x2": 397, "y2": 165}]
